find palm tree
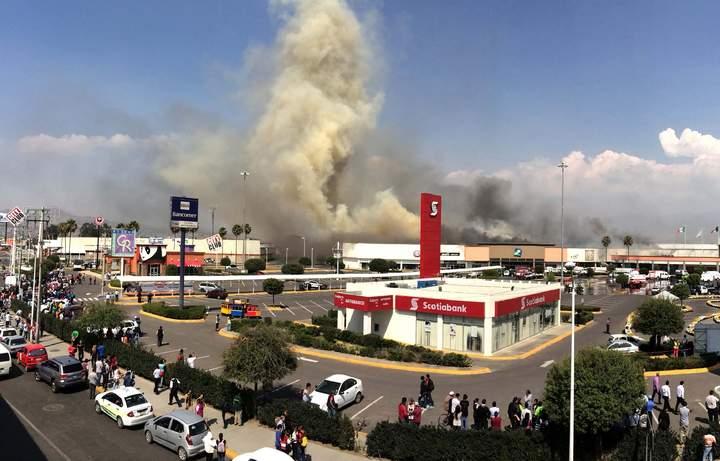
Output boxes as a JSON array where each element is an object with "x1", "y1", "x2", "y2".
[
  {"x1": 623, "y1": 235, "x2": 633, "y2": 266},
  {"x1": 65, "y1": 219, "x2": 77, "y2": 266},
  {"x1": 601, "y1": 235, "x2": 611, "y2": 262},
  {"x1": 242, "y1": 223, "x2": 252, "y2": 263},
  {"x1": 126, "y1": 220, "x2": 140, "y2": 234},
  {"x1": 58, "y1": 222, "x2": 69, "y2": 265},
  {"x1": 116, "y1": 223, "x2": 126, "y2": 229},
  {"x1": 232, "y1": 224, "x2": 242, "y2": 264},
  {"x1": 218, "y1": 227, "x2": 227, "y2": 260}
]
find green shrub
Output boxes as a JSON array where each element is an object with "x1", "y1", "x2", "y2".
[
  {"x1": 220, "y1": 256, "x2": 232, "y2": 267},
  {"x1": 104, "y1": 340, "x2": 161, "y2": 380},
  {"x1": 682, "y1": 424, "x2": 720, "y2": 461},
  {"x1": 298, "y1": 257, "x2": 311, "y2": 266},
  {"x1": 244, "y1": 258, "x2": 266, "y2": 274},
  {"x1": 609, "y1": 427, "x2": 678, "y2": 461},
  {"x1": 641, "y1": 354, "x2": 717, "y2": 371},
  {"x1": 257, "y1": 399, "x2": 355, "y2": 450},
  {"x1": 281, "y1": 263, "x2": 305, "y2": 274},
  {"x1": 366, "y1": 421, "x2": 551, "y2": 460},
  {"x1": 165, "y1": 264, "x2": 179, "y2": 276},
  {"x1": 441, "y1": 352, "x2": 473, "y2": 367},
  {"x1": 142, "y1": 302, "x2": 205, "y2": 319},
  {"x1": 575, "y1": 310, "x2": 594, "y2": 325},
  {"x1": 12, "y1": 300, "x2": 31, "y2": 318},
  {"x1": 109, "y1": 279, "x2": 121, "y2": 288},
  {"x1": 311, "y1": 314, "x2": 337, "y2": 328}
]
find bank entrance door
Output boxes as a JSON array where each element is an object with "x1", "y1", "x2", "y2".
[{"x1": 511, "y1": 313, "x2": 520, "y2": 343}]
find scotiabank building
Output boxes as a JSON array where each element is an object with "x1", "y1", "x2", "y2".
[{"x1": 334, "y1": 278, "x2": 561, "y2": 355}]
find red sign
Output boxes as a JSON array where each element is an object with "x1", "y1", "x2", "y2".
[
  {"x1": 494, "y1": 289, "x2": 561, "y2": 317},
  {"x1": 395, "y1": 295, "x2": 485, "y2": 318},
  {"x1": 166, "y1": 253, "x2": 204, "y2": 268},
  {"x1": 95, "y1": 216, "x2": 104, "y2": 226},
  {"x1": 420, "y1": 193, "x2": 442, "y2": 278},
  {"x1": 334, "y1": 293, "x2": 393, "y2": 312}
]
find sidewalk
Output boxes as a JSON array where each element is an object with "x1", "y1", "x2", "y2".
[{"x1": 39, "y1": 333, "x2": 371, "y2": 461}]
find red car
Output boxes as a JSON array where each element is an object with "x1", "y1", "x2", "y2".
[{"x1": 15, "y1": 343, "x2": 48, "y2": 371}]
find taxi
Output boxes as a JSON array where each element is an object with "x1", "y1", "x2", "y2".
[
  {"x1": 95, "y1": 386, "x2": 154, "y2": 429},
  {"x1": 15, "y1": 343, "x2": 48, "y2": 371}
]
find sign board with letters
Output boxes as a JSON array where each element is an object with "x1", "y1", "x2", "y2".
[
  {"x1": 206, "y1": 233, "x2": 223, "y2": 251},
  {"x1": 111, "y1": 229, "x2": 136, "y2": 257},
  {"x1": 420, "y1": 193, "x2": 442, "y2": 278},
  {"x1": 5, "y1": 207, "x2": 26, "y2": 226},
  {"x1": 494, "y1": 289, "x2": 561, "y2": 317},
  {"x1": 170, "y1": 196, "x2": 199, "y2": 230},
  {"x1": 396, "y1": 295, "x2": 485, "y2": 318},
  {"x1": 333, "y1": 293, "x2": 393, "y2": 312}
]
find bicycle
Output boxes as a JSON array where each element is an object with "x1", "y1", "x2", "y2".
[{"x1": 437, "y1": 412, "x2": 452, "y2": 429}]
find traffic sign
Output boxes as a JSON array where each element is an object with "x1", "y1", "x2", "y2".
[
  {"x1": 95, "y1": 216, "x2": 104, "y2": 226},
  {"x1": 6, "y1": 207, "x2": 26, "y2": 226},
  {"x1": 170, "y1": 196, "x2": 199, "y2": 230}
]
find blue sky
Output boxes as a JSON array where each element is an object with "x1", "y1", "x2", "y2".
[{"x1": 2, "y1": 0, "x2": 720, "y2": 171}]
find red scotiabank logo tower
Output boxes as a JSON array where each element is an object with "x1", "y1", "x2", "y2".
[{"x1": 419, "y1": 192, "x2": 442, "y2": 278}]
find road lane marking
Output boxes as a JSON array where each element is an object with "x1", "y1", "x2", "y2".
[
  {"x1": 324, "y1": 299, "x2": 334, "y2": 306},
  {"x1": 208, "y1": 366, "x2": 224, "y2": 372},
  {"x1": 273, "y1": 379, "x2": 301, "y2": 392},
  {"x1": 540, "y1": 360, "x2": 554, "y2": 368},
  {"x1": 351, "y1": 395, "x2": 384, "y2": 420},
  {"x1": 310, "y1": 300, "x2": 328, "y2": 312},
  {"x1": 262, "y1": 303, "x2": 277, "y2": 318},
  {"x1": 284, "y1": 305, "x2": 296, "y2": 316},
  {"x1": 4, "y1": 398, "x2": 73, "y2": 461},
  {"x1": 299, "y1": 357, "x2": 319, "y2": 363},
  {"x1": 157, "y1": 348, "x2": 182, "y2": 355},
  {"x1": 296, "y1": 302, "x2": 313, "y2": 314},
  {"x1": 195, "y1": 355, "x2": 210, "y2": 360}
]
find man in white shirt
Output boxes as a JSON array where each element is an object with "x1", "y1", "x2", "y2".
[
  {"x1": 705, "y1": 390, "x2": 719, "y2": 424},
  {"x1": 450, "y1": 392, "x2": 460, "y2": 415},
  {"x1": 186, "y1": 353, "x2": 196, "y2": 369},
  {"x1": 661, "y1": 380, "x2": 671, "y2": 412},
  {"x1": 489, "y1": 401, "x2": 500, "y2": 418},
  {"x1": 675, "y1": 380, "x2": 685, "y2": 413}
]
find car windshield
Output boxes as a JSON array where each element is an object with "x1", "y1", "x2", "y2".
[
  {"x1": 11, "y1": 338, "x2": 26, "y2": 346},
  {"x1": 188, "y1": 420, "x2": 208, "y2": 436},
  {"x1": 63, "y1": 363, "x2": 83, "y2": 373},
  {"x1": 28, "y1": 348, "x2": 46, "y2": 357},
  {"x1": 125, "y1": 393, "x2": 148, "y2": 407},
  {"x1": 316, "y1": 379, "x2": 341, "y2": 394}
]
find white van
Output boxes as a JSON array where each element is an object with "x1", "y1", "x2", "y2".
[{"x1": 0, "y1": 343, "x2": 11, "y2": 377}]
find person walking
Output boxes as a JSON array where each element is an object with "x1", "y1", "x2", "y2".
[
  {"x1": 678, "y1": 400, "x2": 691, "y2": 443},
  {"x1": 703, "y1": 433, "x2": 717, "y2": 461},
  {"x1": 651, "y1": 372, "x2": 661, "y2": 403},
  {"x1": 77, "y1": 339, "x2": 84, "y2": 361},
  {"x1": 147, "y1": 292, "x2": 153, "y2": 304},
  {"x1": 216, "y1": 433, "x2": 227, "y2": 461},
  {"x1": 153, "y1": 365, "x2": 162, "y2": 394},
  {"x1": 706, "y1": 390, "x2": 719, "y2": 424},
  {"x1": 675, "y1": 380, "x2": 685, "y2": 413},
  {"x1": 168, "y1": 377, "x2": 182, "y2": 406},
  {"x1": 661, "y1": 380, "x2": 671, "y2": 412},
  {"x1": 156, "y1": 326, "x2": 164, "y2": 347},
  {"x1": 658, "y1": 408, "x2": 670, "y2": 431}
]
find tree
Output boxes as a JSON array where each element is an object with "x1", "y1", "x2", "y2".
[
  {"x1": 244, "y1": 258, "x2": 266, "y2": 274},
  {"x1": 326, "y1": 257, "x2": 346, "y2": 270},
  {"x1": 687, "y1": 273, "x2": 701, "y2": 289},
  {"x1": 601, "y1": 235, "x2": 611, "y2": 262},
  {"x1": 281, "y1": 263, "x2": 304, "y2": 275},
  {"x1": 482, "y1": 269, "x2": 500, "y2": 279},
  {"x1": 65, "y1": 219, "x2": 77, "y2": 265},
  {"x1": 78, "y1": 222, "x2": 111, "y2": 237},
  {"x1": 75, "y1": 304, "x2": 126, "y2": 332},
  {"x1": 545, "y1": 272, "x2": 556, "y2": 282},
  {"x1": 632, "y1": 298, "x2": 684, "y2": 347},
  {"x1": 387, "y1": 260, "x2": 399, "y2": 271},
  {"x1": 615, "y1": 273, "x2": 629, "y2": 287},
  {"x1": 220, "y1": 256, "x2": 232, "y2": 267},
  {"x1": 222, "y1": 324, "x2": 297, "y2": 413},
  {"x1": 116, "y1": 222, "x2": 126, "y2": 229},
  {"x1": 368, "y1": 258, "x2": 390, "y2": 273},
  {"x1": 45, "y1": 224, "x2": 60, "y2": 240},
  {"x1": 671, "y1": 282, "x2": 690, "y2": 306},
  {"x1": 218, "y1": 226, "x2": 227, "y2": 257},
  {"x1": 585, "y1": 267, "x2": 595, "y2": 278},
  {"x1": 544, "y1": 348, "x2": 644, "y2": 450},
  {"x1": 262, "y1": 278, "x2": 284, "y2": 305},
  {"x1": 298, "y1": 257, "x2": 311, "y2": 266},
  {"x1": 622, "y1": 235, "x2": 633, "y2": 261},
  {"x1": 232, "y1": 224, "x2": 242, "y2": 264},
  {"x1": 243, "y1": 224, "x2": 252, "y2": 262},
  {"x1": 126, "y1": 220, "x2": 140, "y2": 233}
]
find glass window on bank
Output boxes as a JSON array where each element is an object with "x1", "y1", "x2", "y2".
[
  {"x1": 415, "y1": 315, "x2": 484, "y2": 352},
  {"x1": 493, "y1": 303, "x2": 556, "y2": 353},
  {"x1": 415, "y1": 313, "x2": 437, "y2": 348}
]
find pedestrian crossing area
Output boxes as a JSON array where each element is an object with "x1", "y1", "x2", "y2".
[{"x1": 76, "y1": 297, "x2": 101, "y2": 303}]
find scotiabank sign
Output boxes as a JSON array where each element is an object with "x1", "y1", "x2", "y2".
[
  {"x1": 494, "y1": 289, "x2": 560, "y2": 317},
  {"x1": 420, "y1": 193, "x2": 442, "y2": 278},
  {"x1": 396, "y1": 295, "x2": 485, "y2": 319},
  {"x1": 334, "y1": 293, "x2": 393, "y2": 312}
]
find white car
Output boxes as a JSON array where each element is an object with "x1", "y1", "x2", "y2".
[
  {"x1": 232, "y1": 447, "x2": 294, "y2": 461},
  {"x1": 607, "y1": 334, "x2": 644, "y2": 346},
  {"x1": 0, "y1": 328, "x2": 18, "y2": 340},
  {"x1": 119, "y1": 319, "x2": 140, "y2": 334},
  {"x1": 197, "y1": 282, "x2": 221, "y2": 293},
  {"x1": 309, "y1": 374, "x2": 364, "y2": 411},
  {"x1": 95, "y1": 387, "x2": 154, "y2": 428},
  {"x1": 607, "y1": 340, "x2": 639, "y2": 354}
]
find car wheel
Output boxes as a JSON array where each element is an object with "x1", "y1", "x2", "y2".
[
  {"x1": 145, "y1": 430, "x2": 153, "y2": 444},
  {"x1": 178, "y1": 447, "x2": 188, "y2": 461},
  {"x1": 95, "y1": 403, "x2": 102, "y2": 414},
  {"x1": 354, "y1": 392, "x2": 363, "y2": 404},
  {"x1": 50, "y1": 380, "x2": 58, "y2": 393},
  {"x1": 116, "y1": 416, "x2": 124, "y2": 429},
  {"x1": 34, "y1": 371, "x2": 41, "y2": 382}
]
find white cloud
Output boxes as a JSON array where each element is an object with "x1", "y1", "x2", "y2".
[
  {"x1": 659, "y1": 128, "x2": 720, "y2": 158},
  {"x1": 16, "y1": 133, "x2": 135, "y2": 155},
  {"x1": 443, "y1": 168, "x2": 485, "y2": 186}
]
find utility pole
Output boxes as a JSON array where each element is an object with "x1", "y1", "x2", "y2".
[
  {"x1": 240, "y1": 171, "x2": 249, "y2": 265},
  {"x1": 179, "y1": 228, "x2": 187, "y2": 309},
  {"x1": 27, "y1": 209, "x2": 48, "y2": 344},
  {"x1": 210, "y1": 207, "x2": 216, "y2": 235}
]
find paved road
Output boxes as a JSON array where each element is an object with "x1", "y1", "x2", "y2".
[{"x1": 0, "y1": 365, "x2": 178, "y2": 461}]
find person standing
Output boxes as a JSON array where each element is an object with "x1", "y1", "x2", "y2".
[
  {"x1": 202, "y1": 431, "x2": 216, "y2": 461},
  {"x1": 675, "y1": 380, "x2": 685, "y2": 413},
  {"x1": 661, "y1": 380, "x2": 671, "y2": 412},
  {"x1": 168, "y1": 377, "x2": 182, "y2": 406},
  {"x1": 215, "y1": 313, "x2": 220, "y2": 332},
  {"x1": 187, "y1": 353, "x2": 196, "y2": 369},
  {"x1": 524, "y1": 390, "x2": 533, "y2": 411},
  {"x1": 479, "y1": 399, "x2": 491, "y2": 430},
  {"x1": 472, "y1": 398, "x2": 481, "y2": 430},
  {"x1": 706, "y1": 390, "x2": 719, "y2": 424},
  {"x1": 678, "y1": 400, "x2": 691, "y2": 443},
  {"x1": 233, "y1": 393, "x2": 243, "y2": 426},
  {"x1": 703, "y1": 433, "x2": 717, "y2": 461},
  {"x1": 651, "y1": 372, "x2": 661, "y2": 403},
  {"x1": 88, "y1": 369, "x2": 98, "y2": 400},
  {"x1": 152, "y1": 366, "x2": 162, "y2": 394},
  {"x1": 216, "y1": 433, "x2": 227, "y2": 461},
  {"x1": 490, "y1": 411, "x2": 502, "y2": 431},
  {"x1": 398, "y1": 397, "x2": 408, "y2": 423},
  {"x1": 424, "y1": 374, "x2": 435, "y2": 408},
  {"x1": 419, "y1": 376, "x2": 428, "y2": 408},
  {"x1": 77, "y1": 339, "x2": 84, "y2": 361},
  {"x1": 302, "y1": 382, "x2": 312, "y2": 403},
  {"x1": 156, "y1": 326, "x2": 164, "y2": 347},
  {"x1": 176, "y1": 348, "x2": 185, "y2": 363},
  {"x1": 606, "y1": 317, "x2": 611, "y2": 334},
  {"x1": 327, "y1": 392, "x2": 338, "y2": 417},
  {"x1": 460, "y1": 394, "x2": 470, "y2": 430}
]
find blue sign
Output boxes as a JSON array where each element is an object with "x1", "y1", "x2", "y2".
[
  {"x1": 170, "y1": 196, "x2": 199, "y2": 230},
  {"x1": 417, "y1": 280, "x2": 439, "y2": 289}
]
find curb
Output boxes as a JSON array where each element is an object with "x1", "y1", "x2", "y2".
[
  {"x1": 139, "y1": 309, "x2": 206, "y2": 324},
  {"x1": 707, "y1": 300, "x2": 720, "y2": 309},
  {"x1": 217, "y1": 330, "x2": 491, "y2": 375},
  {"x1": 643, "y1": 363, "x2": 720, "y2": 377}
]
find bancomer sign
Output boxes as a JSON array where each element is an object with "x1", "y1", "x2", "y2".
[
  {"x1": 396, "y1": 296, "x2": 485, "y2": 318},
  {"x1": 494, "y1": 289, "x2": 560, "y2": 317},
  {"x1": 334, "y1": 293, "x2": 393, "y2": 312}
]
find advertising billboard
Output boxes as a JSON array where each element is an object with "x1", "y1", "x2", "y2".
[
  {"x1": 170, "y1": 196, "x2": 199, "y2": 230},
  {"x1": 420, "y1": 193, "x2": 442, "y2": 278},
  {"x1": 111, "y1": 229, "x2": 136, "y2": 257}
]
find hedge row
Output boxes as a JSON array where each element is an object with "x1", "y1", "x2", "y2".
[
  {"x1": 257, "y1": 399, "x2": 355, "y2": 450},
  {"x1": 109, "y1": 279, "x2": 121, "y2": 288},
  {"x1": 559, "y1": 305, "x2": 601, "y2": 313},
  {"x1": 142, "y1": 302, "x2": 205, "y2": 319},
  {"x1": 233, "y1": 318, "x2": 472, "y2": 367},
  {"x1": 640, "y1": 353, "x2": 717, "y2": 371},
  {"x1": 560, "y1": 311, "x2": 594, "y2": 325}
]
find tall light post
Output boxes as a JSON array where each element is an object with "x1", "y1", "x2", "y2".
[
  {"x1": 285, "y1": 247, "x2": 288, "y2": 265},
  {"x1": 558, "y1": 160, "x2": 574, "y2": 460},
  {"x1": 294, "y1": 235, "x2": 306, "y2": 259},
  {"x1": 210, "y1": 207, "x2": 216, "y2": 235},
  {"x1": 240, "y1": 171, "x2": 249, "y2": 264},
  {"x1": 333, "y1": 241, "x2": 343, "y2": 277}
]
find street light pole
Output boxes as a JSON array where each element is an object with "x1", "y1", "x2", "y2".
[
  {"x1": 240, "y1": 171, "x2": 249, "y2": 265},
  {"x1": 285, "y1": 248, "x2": 288, "y2": 265},
  {"x1": 210, "y1": 207, "x2": 216, "y2": 235},
  {"x1": 558, "y1": 160, "x2": 573, "y2": 460}
]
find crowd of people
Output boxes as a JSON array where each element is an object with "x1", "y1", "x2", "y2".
[{"x1": 274, "y1": 411, "x2": 309, "y2": 461}]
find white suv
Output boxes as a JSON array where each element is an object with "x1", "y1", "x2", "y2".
[{"x1": 197, "y1": 282, "x2": 221, "y2": 293}]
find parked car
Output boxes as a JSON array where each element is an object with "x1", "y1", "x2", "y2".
[
  {"x1": 120, "y1": 319, "x2": 141, "y2": 335},
  {"x1": 309, "y1": 374, "x2": 364, "y2": 411},
  {"x1": 14, "y1": 343, "x2": 48, "y2": 371},
  {"x1": 206, "y1": 288, "x2": 228, "y2": 299},
  {"x1": 2, "y1": 335, "x2": 27, "y2": 357},
  {"x1": 232, "y1": 447, "x2": 294, "y2": 461},
  {"x1": 607, "y1": 340, "x2": 639, "y2": 354},
  {"x1": 35, "y1": 356, "x2": 86, "y2": 392},
  {"x1": 95, "y1": 386, "x2": 154, "y2": 429},
  {"x1": 607, "y1": 334, "x2": 644, "y2": 346},
  {"x1": 72, "y1": 260, "x2": 85, "y2": 271},
  {"x1": 0, "y1": 343, "x2": 11, "y2": 377},
  {"x1": 144, "y1": 410, "x2": 209, "y2": 461},
  {"x1": 300, "y1": 280, "x2": 328, "y2": 291},
  {"x1": 0, "y1": 327, "x2": 18, "y2": 340},
  {"x1": 197, "y1": 282, "x2": 221, "y2": 293}
]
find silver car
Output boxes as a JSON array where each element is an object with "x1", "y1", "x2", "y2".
[
  {"x1": 144, "y1": 410, "x2": 208, "y2": 461},
  {"x1": 2, "y1": 335, "x2": 27, "y2": 357}
]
